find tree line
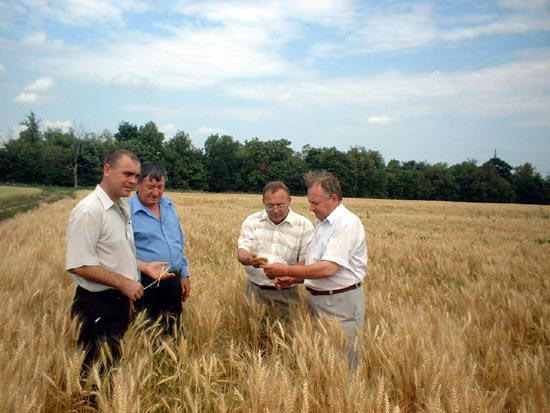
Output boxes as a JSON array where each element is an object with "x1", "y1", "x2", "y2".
[{"x1": 1, "y1": 112, "x2": 549, "y2": 204}]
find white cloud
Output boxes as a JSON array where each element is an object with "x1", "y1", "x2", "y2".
[
  {"x1": 47, "y1": 23, "x2": 287, "y2": 90},
  {"x1": 367, "y1": 115, "x2": 394, "y2": 125},
  {"x1": 110, "y1": 72, "x2": 151, "y2": 91},
  {"x1": 500, "y1": 0, "x2": 550, "y2": 12},
  {"x1": 45, "y1": 120, "x2": 73, "y2": 131},
  {"x1": 0, "y1": 63, "x2": 5, "y2": 73},
  {"x1": 22, "y1": 32, "x2": 48, "y2": 46},
  {"x1": 17, "y1": 0, "x2": 149, "y2": 27},
  {"x1": 24, "y1": 76, "x2": 54, "y2": 92},
  {"x1": 196, "y1": 126, "x2": 225, "y2": 136},
  {"x1": 20, "y1": 32, "x2": 67, "y2": 51},
  {"x1": 220, "y1": 55, "x2": 550, "y2": 127},
  {"x1": 160, "y1": 123, "x2": 177, "y2": 137},
  {"x1": 14, "y1": 76, "x2": 55, "y2": 104},
  {"x1": 15, "y1": 93, "x2": 39, "y2": 103}
]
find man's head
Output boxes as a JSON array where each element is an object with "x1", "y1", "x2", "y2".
[
  {"x1": 101, "y1": 149, "x2": 140, "y2": 201},
  {"x1": 136, "y1": 162, "x2": 168, "y2": 209},
  {"x1": 305, "y1": 171, "x2": 342, "y2": 221},
  {"x1": 262, "y1": 181, "x2": 291, "y2": 224}
]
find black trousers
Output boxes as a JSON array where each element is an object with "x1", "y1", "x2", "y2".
[
  {"x1": 71, "y1": 286, "x2": 130, "y2": 371},
  {"x1": 136, "y1": 273, "x2": 183, "y2": 333}
]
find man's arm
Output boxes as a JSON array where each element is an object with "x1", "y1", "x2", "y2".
[
  {"x1": 238, "y1": 248, "x2": 268, "y2": 268},
  {"x1": 180, "y1": 276, "x2": 191, "y2": 301},
  {"x1": 69, "y1": 265, "x2": 144, "y2": 302},
  {"x1": 262, "y1": 260, "x2": 339, "y2": 280}
]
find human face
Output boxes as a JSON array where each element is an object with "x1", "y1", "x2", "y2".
[
  {"x1": 263, "y1": 189, "x2": 290, "y2": 224},
  {"x1": 102, "y1": 155, "x2": 140, "y2": 201},
  {"x1": 307, "y1": 184, "x2": 339, "y2": 221},
  {"x1": 137, "y1": 176, "x2": 166, "y2": 208}
]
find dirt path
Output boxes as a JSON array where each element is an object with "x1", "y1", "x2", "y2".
[{"x1": 0, "y1": 192, "x2": 70, "y2": 218}]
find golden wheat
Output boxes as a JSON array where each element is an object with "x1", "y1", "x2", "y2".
[{"x1": 0, "y1": 191, "x2": 548, "y2": 412}]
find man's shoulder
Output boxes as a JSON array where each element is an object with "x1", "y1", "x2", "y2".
[
  {"x1": 244, "y1": 210, "x2": 265, "y2": 222},
  {"x1": 70, "y1": 191, "x2": 105, "y2": 221},
  {"x1": 335, "y1": 204, "x2": 363, "y2": 228}
]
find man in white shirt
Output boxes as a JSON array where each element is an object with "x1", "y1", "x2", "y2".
[
  {"x1": 66, "y1": 149, "x2": 144, "y2": 371},
  {"x1": 262, "y1": 171, "x2": 367, "y2": 368},
  {"x1": 238, "y1": 181, "x2": 313, "y2": 319}
]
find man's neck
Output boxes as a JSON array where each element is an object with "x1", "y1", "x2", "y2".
[{"x1": 99, "y1": 182, "x2": 119, "y2": 203}]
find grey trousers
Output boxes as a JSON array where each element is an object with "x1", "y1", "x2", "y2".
[
  {"x1": 246, "y1": 279, "x2": 301, "y2": 320},
  {"x1": 307, "y1": 285, "x2": 366, "y2": 369}
]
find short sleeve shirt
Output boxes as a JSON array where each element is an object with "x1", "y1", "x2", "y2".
[
  {"x1": 304, "y1": 203, "x2": 367, "y2": 291},
  {"x1": 127, "y1": 194, "x2": 189, "y2": 277},
  {"x1": 238, "y1": 208, "x2": 314, "y2": 286},
  {"x1": 65, "y1": 185, "x2": 139, "y2": 292}
]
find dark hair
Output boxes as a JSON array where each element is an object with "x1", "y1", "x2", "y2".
[
  {"x1": 138, "y1": 162, "x2": 168, "y2": 183},
  {"x1": 304, "y1": 171, "x2": 343, "y2": 201},
  {"x1": 103, "y1": 149, "x2": 139, "y2": 168},
  {"x1": 262, "y1": 181, "x2": 290, "y2": 198}
]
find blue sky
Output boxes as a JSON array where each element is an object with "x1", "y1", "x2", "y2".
[{"x1": 1, "y1": 0, "x2": 549, "y2": 175}]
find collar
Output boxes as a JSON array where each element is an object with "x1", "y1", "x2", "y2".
[
  {"x1": 322, "y1": 202, "x2": 344, "y2": 224},
  {"x1": 94, "y1": 184, "x2": 115, "y2": 211},
  {"x1": 131, "y1": 193, "x2": 171, "y2": 216}
]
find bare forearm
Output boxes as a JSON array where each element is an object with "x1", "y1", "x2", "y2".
[
  {"x1": 238, "y1": 248, "x2": 267, "y2": 267},
  {"x1": 70, "y1": 265, "x2": 144, "y2": 301},
  {"x1": 262, "y1": 261, "x2": 339, "y2": 280},
  {"x1": 70, "y1": 265, "x2": 130, "y2": 290},
  {"x1": 237, "y1": 248, "x2": 251, "y2": 265},
  {"x1": 287, "y1": 261, "x2": 339, "y2": 280}
]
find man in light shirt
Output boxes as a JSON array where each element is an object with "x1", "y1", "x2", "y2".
[
  {"x1": 238, "y1": 181, "x2": 313, "y2": 319},
  {"x1": 66, "y1": 149, "x2": 144, "y2": 371},
  {"x1": 262, "y1": 171, "x2": 367, "y2": 368}
]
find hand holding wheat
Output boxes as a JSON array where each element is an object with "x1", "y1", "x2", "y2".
[{"x1": 144, "y1": 265, "x2": 170, "y2": 290}]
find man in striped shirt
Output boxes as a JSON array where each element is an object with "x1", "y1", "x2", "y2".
[{"x1": 237, "y1": 181, "x2": 313, "y2": 319}]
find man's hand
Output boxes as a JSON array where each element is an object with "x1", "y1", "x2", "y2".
[
  {"x1": 118, "y1": 278, "x2": 144, "y2": 302},
  {"x1": 180, "y1": 277, "x2": 191, "y2": 301},
  {"x1": 140, "y1": 261, "x2": 175, "y2": 280},
  {"x1": 261, "y1": 263, "x2": 288, "y2": 279},
  {"x1": 274, "y1": 276, "x2": 296, "y2": 290},
  {"x1": 248, "y1": 253, "x2": 268, "y2": 268}
]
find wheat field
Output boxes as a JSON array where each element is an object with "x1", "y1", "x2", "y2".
[{"x1": 0, "y1": 191, "x2": 548, "y2": 412}]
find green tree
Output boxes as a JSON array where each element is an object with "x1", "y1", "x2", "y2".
[
  {"x1": 204, "y1": 135, "x2": 244, "y2": 192},
  {"x1": 347, "y1": 147, "x2": 387, "y2": 198},
  {"x1": 422, "y1": 162, "x2": 459, "y2": 200},
  {"x1": 513, "y1": 163, "x2": 548, "y2": 204},
  {"x1": 114, "y1": 121, "x2": 165, "y2": 164},
  {"x1": 42, "y1": 128, "x2": 74, "y2": 185},
  {"x1": 240, "y1": 138, "x2": 296, "y2": 193},
  {"x1": 303, "y1": 146, "x2": 357, "y2": 197},
  {"x1": 19, "y1": 111, "x2": 42, "y2": 144},
  {"x1": 450, "y1": 160, "x2": 486, "y2": 202},
  {"x1": 164, "y1": 131, "x2": 207, "y2": 190},
  {"x1": 114, "y1": 121, "x2": 139, "y2": 142},
  {"x1": 482, "y1": 158, "x2": 514, "y2": 202}
]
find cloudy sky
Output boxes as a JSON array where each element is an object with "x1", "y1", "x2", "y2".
[{"x1": 1, "y1": 0, "x2": 549, "y2": 175}]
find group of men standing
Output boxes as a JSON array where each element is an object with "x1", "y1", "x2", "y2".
[{"x1": 65, "y1": 148, "x2": 367, "y2": 374}]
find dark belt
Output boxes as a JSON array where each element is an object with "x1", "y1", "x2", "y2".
[
  {"x1": 257, "y1": 284, "x2": 278, "y2": 290},
  {"x1": 306, "y1": 283, "x2": 361, "y2": 296}
]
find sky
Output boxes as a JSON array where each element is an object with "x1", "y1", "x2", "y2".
[{"x1": 1, "y1": 0, "x2": 549, "y2": 175}]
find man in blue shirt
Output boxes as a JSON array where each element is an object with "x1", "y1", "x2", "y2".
[{"x1": 128, "y1": 162, "x2": 191, "y2": 333}]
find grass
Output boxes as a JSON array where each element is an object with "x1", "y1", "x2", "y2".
[
  {"x1": 0, "y1": 185, "x2": 74, "y2": 221},
  {"x1": 0, "y1": 191, "x2": 548, "y2": 412}
]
